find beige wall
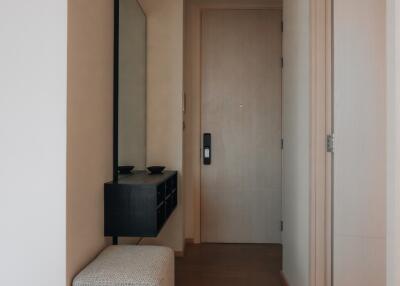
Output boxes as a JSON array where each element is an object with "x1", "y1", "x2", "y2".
[
  {"x1": 67, "y1": 0, "x2": 114, "y2": 285},
  {"x1": 183, "y1": 0, "x2": 201, "y2": 242},
  {"x1": 138, "y1": 0, "x2": 185, "y2": 252},
  {"x1": 333, "y1": 0, "x2": 386, "y2": 285},
  {"x1": 281, "y1": 0, "x2": 310, "y2": 285},
  {"x1": 68, "y1": 1, "x2": 184, "y2": 273},
  {"x1": 387, "y1": 1, "x2": 400, "y2": 285}
]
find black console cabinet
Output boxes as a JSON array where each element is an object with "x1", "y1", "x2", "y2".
[{"x1": 104, "y1": 171, "x2": 178, "y2": 240}]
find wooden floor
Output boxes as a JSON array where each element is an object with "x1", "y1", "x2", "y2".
[{"x1": 175, "y1": 243, "x2": 282, "y2": 286}]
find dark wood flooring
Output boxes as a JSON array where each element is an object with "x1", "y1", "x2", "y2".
[{"x1": 175, "y1": 243, "x2": 282, "y2": 286}]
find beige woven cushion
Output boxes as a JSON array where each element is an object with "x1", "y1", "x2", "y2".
[{"x1": 73, "y1": 245, "x2": 174, "y2": 286}]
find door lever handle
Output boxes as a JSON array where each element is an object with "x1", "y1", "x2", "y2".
[{"x1": 203, "y1": 133, "x2": 211, "y2": 165}]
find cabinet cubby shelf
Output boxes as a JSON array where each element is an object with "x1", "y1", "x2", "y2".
[{"x1": 104, "y1": 171, "x2": 178, "y2": 238}]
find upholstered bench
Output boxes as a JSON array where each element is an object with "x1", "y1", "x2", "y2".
[{"x1": 73, "y1": 245, "x2": 174, "y2": 286}]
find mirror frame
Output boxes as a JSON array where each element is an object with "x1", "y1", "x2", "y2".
[{"x1": 113, "y1": 0, "x2": 119, "y2": 182}]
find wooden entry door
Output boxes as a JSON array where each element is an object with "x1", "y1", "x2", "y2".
[{"x1": 201, "y1": 9, "x2": 282, "y2": 243}]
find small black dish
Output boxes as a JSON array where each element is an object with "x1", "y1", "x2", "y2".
[
  {"x1": 118, "y1": 166, "x2": 135, "y2": 174},
  {"x1": 147, "y1": 166, "x2": 166, "y2": 175}
]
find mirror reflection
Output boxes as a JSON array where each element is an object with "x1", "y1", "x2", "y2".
[{"x1": 118, "y1": 0, "x2": 146, "y2": 172}]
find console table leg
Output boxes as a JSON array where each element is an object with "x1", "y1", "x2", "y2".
[{"x1": 113, "y1": 236, "x2": 118, "y2": 245}]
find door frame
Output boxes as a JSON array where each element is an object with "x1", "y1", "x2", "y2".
[
  {"x1": 309, "y1": 0, "x2": 332, "y2": 285},
  {"x1": 387, "y1": 0, "x2": 400, "y2": 284},
  {"x1": 184, "y1": 0, "x2": 332, "y2": 285},
  {"x1": 199, "y1": 8, "x2": 283, "y2": 244}
]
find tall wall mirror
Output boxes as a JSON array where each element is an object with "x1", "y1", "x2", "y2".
[
  {"x1": 114, "y1": 0, "x2": 146, "y2": 181},
  {"x1": 107, "y1": 0, "x2": 178, "y2": 241}
]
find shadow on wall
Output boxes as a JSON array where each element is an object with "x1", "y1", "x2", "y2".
[{"x1": 67, "y1": 0, "x2": 114, "y2": 285}]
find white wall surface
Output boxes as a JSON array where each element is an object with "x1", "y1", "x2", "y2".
[
  {"x1": 387, "y1": 0, "x2": 400, "y2": 285},
  {"x1": 0, "y1": 1, "x2": 67, "y2": 285},
  {"x1": 334, "y1": 0, "x2": 387, "y2": 285},
  {"x1": 282, "y1": 0, "x2": 310, "y2": 285}
]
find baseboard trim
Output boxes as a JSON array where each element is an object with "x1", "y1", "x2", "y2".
[
  {"x1": 174, "y1": 238, "x2": 197, "y2": 257},
  {"x1": 185, "y1": 238, "x2": 195, "y2": 245},
  {"x1": 280, "y1": 271, "x2": 290, "y2": 286},
  {"x1": 175, "y1": 238, "x2": 193, "y2": 257},
  {"x1": 175, "y1": 250, "x2": 184, "y2": 257}
]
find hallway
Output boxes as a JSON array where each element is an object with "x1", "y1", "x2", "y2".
[{"x1": 175, "y1": 243, "x2": 282, "y2": 286}]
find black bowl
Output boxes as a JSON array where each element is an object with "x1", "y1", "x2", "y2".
[
  {"x1": 118, "y1": 166, "x2": 135, "y2": 174},
  {"x1": 147, "y1": 166, "x2": 166, "y2": 175}
]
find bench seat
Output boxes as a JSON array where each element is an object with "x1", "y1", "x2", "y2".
[{"x1": 73, "y1": 245, "x2": 174, "y2": 286}]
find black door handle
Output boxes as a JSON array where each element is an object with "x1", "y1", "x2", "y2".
[{"x1": 203, "y1": 133, "x2": 211, "y2": 165}]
